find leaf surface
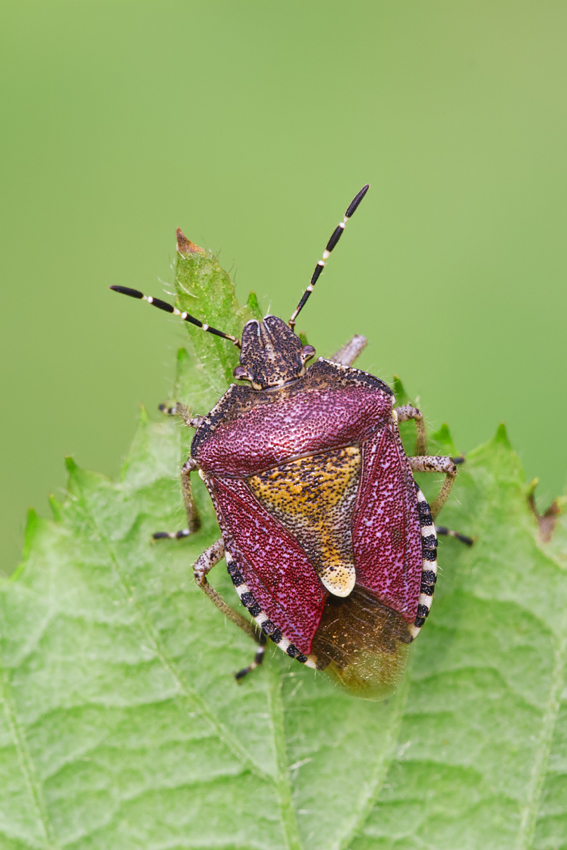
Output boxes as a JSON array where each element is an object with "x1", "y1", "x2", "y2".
[{"x1": 1, "y1": 243, "x2": 565, "y2": 850}]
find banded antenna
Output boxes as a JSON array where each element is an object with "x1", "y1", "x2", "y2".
[
  {"x1": 289, "y1": 184, "x2": 370, "y2": 330},
  {"x1": 109, "y1": 286, "x2": 241, "y2": 348}
]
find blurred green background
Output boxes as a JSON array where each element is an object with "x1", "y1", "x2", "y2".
[{"x1": 1, "y1": 1, "x2": 566, "y2": 576}]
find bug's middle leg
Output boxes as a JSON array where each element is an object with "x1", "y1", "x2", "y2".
[
  {"x1": 408, "y1": 455, "x2": 458, "y2": 520},
  {"x1": 436, "y1": 526, "x2": 474, "y2": 546},
  {"x1": 395, "y1": 404, "x2": 427, "y2": 456}
]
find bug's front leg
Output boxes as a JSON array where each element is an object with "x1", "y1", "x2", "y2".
[
  {"x1": 159, "y1": 401, "x2": 204, "y2": 429},
  {"x1": 330, "y1": 334, "x2": 367, "y2": 367},
  {"x1": 153, "y1": 458, "x2": 201, "y2": 540},
  {"x1": 153, "y1": 405, "x2": 204, "y2": 539},
  {"x1": 193, "y1": 538, "x2": 266, "y2": 680},
  {"x1": 408, "y1": 455, "x2": 458, "y2": 520},
  {"x1": 395, "y1": 404, "x2": 427, "y2": 456}
]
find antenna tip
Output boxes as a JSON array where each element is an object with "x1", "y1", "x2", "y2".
[
  {"x1": 346, "y1": 184, "x2": 370, "y2": 218},
  {"x1": 110, "y1": 286, "x2": 144, "y2": 299}
]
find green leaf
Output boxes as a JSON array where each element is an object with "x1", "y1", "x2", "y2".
[
  {"x1": 171, "y1": 234, "x2": 262, "y2": 411},
  {"x1": 1, "y1": 239, "x2": 566, "y2": 850}
]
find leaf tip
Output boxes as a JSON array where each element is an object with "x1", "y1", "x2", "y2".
[
  {"x1": 428, "y1": 422, "x2": 457, "y2": 457},
  {"x1": 392, "y1": 375, "x2": 412, "y2": 406},
  {"x1": 526, "y1": 477, "x2": 539, "y2": 499},
  {"x1": 22, "y1": 507, "x2": 40, "y2": 558},
  {"x1": 65, "y1": 456, "x2": 78, "y2": 474},
  {"x1": 48, "y1": 493, "x2": 62, "y2": 521},
  {"x1": 176, "y1": 227, "x2": 205, "y2": 256},
  {"x1": 434, "y1": 422, "x2": 453, "y2": 443},
  {"x1": 176, "y1": 346, "x2": 190, "y2": 364},
  {"x1": 25, "y1": 506, "x2": 38, "y2": 525},
  {"x1": 392, "y1": 374, "x2": 405, "y2": 394},
  {"x1": 246, "y1": 290, "x2": 260, "y2": 313},
  {"x1": 493, "y1": 422, "x2": 512, "y2": 447}
]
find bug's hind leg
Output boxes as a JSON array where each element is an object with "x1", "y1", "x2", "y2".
[
  {"x1": 436, "y1": 526, "x2": 474, "y2": 546},
  {"x1": 152, "y1": 458, "x2": 201, "y2": 540},
  {"x1": 408, "y1": 455, "x2": 458, "y2": 520},
  {"x1": 194, "y1": 538, "x2": 266, "y2": 680},
  {"x1": 330, "y1": 335, "x2": 367, "y2": 367},
  {"x1": 395, "y1": 404, "x2": 427, "y2": 456},
  {"x1": 234, "y1": 646, "x2": 266, "y2": 681}
]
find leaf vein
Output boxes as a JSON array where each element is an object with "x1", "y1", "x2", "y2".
[
  {"x1": 339, "y1": 674, "x2": 410, "y2": 850},
  {"x1": 0, "y1": 671, "x2": 60, "y2": 849},
  {"x1": 515, "y1": 624, "x2": 567, "y2": 848},
  {"x1": 267, "y1": 667, "x2": 303, "y2": 850},
  {"x1": 74, "y1": 482, "x2": 272, "y2": 786}
]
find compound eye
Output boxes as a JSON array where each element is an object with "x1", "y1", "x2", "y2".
[
  {"x1": 233, "y1": 365, "x2": 250, "y2": 380},
  {"x1": 301, "y1": 345, "x2": 316, "y2": 361}
]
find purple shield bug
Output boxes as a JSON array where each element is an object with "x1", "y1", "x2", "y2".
[{"x1": 111, "y1": 186, "x2": 472, "y2": 698}]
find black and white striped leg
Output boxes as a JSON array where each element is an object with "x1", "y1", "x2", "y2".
[
  {"x1": 289, "y1": 184, "x2": 370, "y2": 329},
  {"x1": 395, "y1": 404, "x2": 427, "y2": 456},
  {"x1": 436, "y1": 526, "x2": 474, "y2": 546},
  {"x1": 408, "y1": 455, "x2": 458, "y2": 520},
  {"x1": 152, "y1": 458, "x2": 201, "y2": 541},
  {"x1": 159, "y1": 402, "x2": 204, "y2": 429},
  {"x1": 330, "y1": 334, "x2": 367, "y2": 367},
  {"x1": 193, "y1": 538, "x2": 264, "y2": 648}
]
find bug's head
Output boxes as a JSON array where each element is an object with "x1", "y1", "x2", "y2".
[{"x1": 233, "y1": 316, "x2": 316, "y2": 390}]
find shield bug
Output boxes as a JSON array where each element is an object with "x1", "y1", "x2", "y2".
[{"x1": 111, "y1": 185, "x2": 472, "y2": 698}]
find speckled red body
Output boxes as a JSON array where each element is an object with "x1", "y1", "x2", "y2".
[
  {"x1": 111, "y1": 186, "x2": 450, "y2": 696},
  {"x1": 107, "y1": 184, "x2": 452, "y2": 688},
  {"x1": 192, "y1": 358, "x2": 423, "y2": 668}
]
